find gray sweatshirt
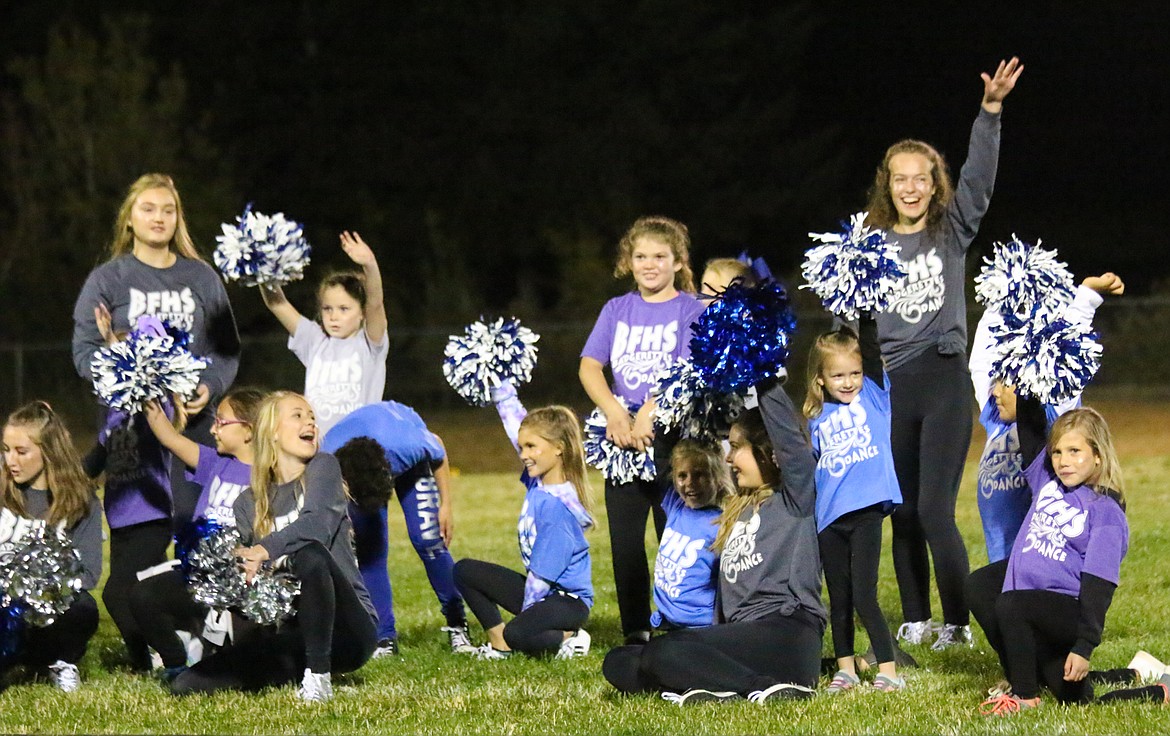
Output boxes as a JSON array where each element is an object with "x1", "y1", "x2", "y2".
[
  {"x1": 233, "y1": 453, "x2": 374, "y2": 619},
  {"x1": 875, "y1": 108, "x2": 1001, "y2": 370},
  {"x1": 71, "y1": 254, "x2": 241, "y2": 402},
  {"x1": 1, "y1": 488, "x2": 104, "y2": 590},
  {"x1": 718, "y1": 381, "x2": 827, "y2": 630}
]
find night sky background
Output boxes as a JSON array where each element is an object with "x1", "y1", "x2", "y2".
[{"x1": 2, "y1": 1, "x2": 1167, "y2": 344}]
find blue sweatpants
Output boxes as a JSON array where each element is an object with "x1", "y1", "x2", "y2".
[{"x1": 350, "y1": 461, "x2": 465, "y2": 640}]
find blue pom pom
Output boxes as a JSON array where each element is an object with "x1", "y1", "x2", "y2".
[
  {"x1": 0, "y1": 605, "x2": 24, "y2": 666},
  {"x1": 583, "y1": 400, "x2": 656, "y2": 484},
  {"x1": 736, "y1": 250, "x2": 774, "y2": 283},
  {"x1": 443, "y1": 317, "x2": 539, "y2": 407},
  {"x1": 975, "y1": 235, "x2": 1075, "y2": 328},
  {"x1": 174, "y1": 517, "x2": 226, "y2": 576},
  {"x1": 690, "y1": 280, "x2": 797, "y2": 394},
  {"x1": 802, "y1": 212, "x2": 907, "y2": 321},
  {"x1": 213, "y1": 203, "x2": 312, "y2": 286},
  {"x1": 990, "y1": 317, "x2": 1102, "y2": 404},
  {"x1": 89, "y1": 316, "x2": 209, "y2": 415},
  {"x1": 650, "y1": 358, "x2": 745, "y2": 443}
]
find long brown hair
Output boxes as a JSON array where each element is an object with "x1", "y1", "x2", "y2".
[
  {"x1": 1048, "y1": 407, "x2": 1125, "y2": 508},
  {"x1": 1, "y1": 401, "x2": 94, "y2": 528},
  {"x1": 803, "y1": 328, "x2": 861, "y2": 419},
  {"x1": 713, "y1": 409, "x2": 777, "y2": 551},
  {"x1": 519, "y1": 406, "x2": 593, "y2": 516},
  {"x1": 864, "y1": 140, "x2": 954, "y2": 232},
  {"x1": 614, "y1": 216, "x2": 696, "y2": 294},
  {"x1": 108, "y1": 173, "x2": 203, "y2": 261}
]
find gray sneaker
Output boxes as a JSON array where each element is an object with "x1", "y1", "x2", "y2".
[
  {"x1": 931, "y1": 624, "x2": 973, "y2": 651},
  {"x1": 297, "y1": 668, "x2": 333, "y2": 703},
  {"x1": 444, "y1": 625, "x2": 477, "y2": 654},
  {"x1": 48, "y1": 661, "x2": 80, "y2": 693}
]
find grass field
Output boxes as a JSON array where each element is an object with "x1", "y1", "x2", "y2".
[{"x1": 1, "y1": 397, "x2": 1168, "y2": 734}]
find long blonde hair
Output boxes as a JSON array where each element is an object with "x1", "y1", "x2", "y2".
[
  {"x1": 1048, "y1": 407, "x2": 1125, "y2": 508},
  {"x1": 108, "y1": 173, "x2": 203, "y2": 261},
  {"x1": 1, "y1": 401, "x2": 94, "y2": 528},
  {"x1": 520, "y1": 406, "x2": 593, "y2": 516},
  {"x1": 713, "y1": 410, "x2": 777, "y2": 551},
  {"x1": 614, "y1": 216, "x2": 696, "y2": 294},
  {"x1": 803, "y1": 328, "x2": 861, "y2": 419},
  {"x1": 671, "y1": 439, "x2": 734, "y2": 507},
  {"x1": 248, "y1": 391, "x2": 306, "y2": 538}
]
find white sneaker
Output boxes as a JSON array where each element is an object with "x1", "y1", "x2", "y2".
[
  {"x1": 931, "y1": 623, "x2": 973, "y2": 651},
  {"x1": 180, "y1": 630, "x2": 205, "y2": 666},
  {"x1": 747, "y1": 682, "x2": 815, "y2": 703},
  {"x1": 1128, "y1": 650, "x2": 1167, "y2": 681},
  {"x1": 443, "y1": 625, "x2": 477, "y2": 654},
  {"x1": 297, "y1": 668, "x2": 333, "y2": 703},
  {"x1": 48, "y1": 661, "x2": 80, "y2": 693},
  {"x1": 661, "y1": 688, "x2": 741, "y2": 705},
  {"x1": 896, "y1": 620, "x2": 935, "y2": 645},
  {"x1": 556, "y1": 629, "x2": 591, "y2": 659},
  {"x1": 472, "y1": 643, "x2": 512, "y2": 660}
]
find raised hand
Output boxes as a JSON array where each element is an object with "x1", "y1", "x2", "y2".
[
  {"x1": 980, "y1": 56, "x2": 1024, "y2": 112},
  {"x1": 94, "y1": 303, "x2": 117, "y2": 346},
  {"x1": 1081, "y1": 272, "x2": 1125, "y2": 296},
  {"x1": 339, "y1": 230, "x2": 376, "y2": 268}
]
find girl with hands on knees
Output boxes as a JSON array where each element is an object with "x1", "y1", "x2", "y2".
[
  {"x1": 1, "y1": 402, "x2": 103, "y2": 692},
  {"x1": 169, "y1": 392, "x2": 376, "y2": 703},
  {"x1": 865, "y1": 58, "x2": 1022, "y2": 651},
  {"x1": 454, "y1": 383, "x2": 593, "y2": 660},
  {"x1": 579, "y1": 216, "x2": 705, "y2": 644},
  {"x1": 260, "y1": 230, "x2": 389, "y2": 434}
]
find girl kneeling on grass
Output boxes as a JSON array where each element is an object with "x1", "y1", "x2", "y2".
[
  {"x1": 603, "y1": 379, "x2": 827, "y2": 705},
  {"x1": 453, "y1": 385, "x2": 593, "y2": 660},
  {"x1": 1, "y1": 402, "x2": 103, "y2": 693},
  {"x1": 969, "y1": 400, "x2": 1170, "y2": 714},
  {"x1": 170, "y1": 392, "x2": 376, "y2": 703}
]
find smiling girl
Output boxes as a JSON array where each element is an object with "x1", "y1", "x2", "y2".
[
  {"x1": 169, "y1": 392, "x2": 376, "y2": 702},
  {"x1": 579, "y1": 216, "x2": 705, "y2": 644},
  {"x1": 1, "y1": 402, "x2": 103, "y2": 692},
  {"x1": 260, "y1": 231, "x2": 388, "y2": 435}
]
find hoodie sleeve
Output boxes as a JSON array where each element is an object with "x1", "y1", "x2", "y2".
[{"x1": 757, "y1": 377, "x2": 817, "y2": 518}]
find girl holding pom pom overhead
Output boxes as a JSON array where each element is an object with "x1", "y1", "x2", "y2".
[
  {"x1": 72, "y1": 174, "x2": 241, "y2": 530},
  {"x1": 260, "y1": 230, "x2": 388, "y2": 435},
  {"x1": 579, "y1": 216, "x2": 705, "y2": 644},
  {"x1": 1, "y1": 402, "x2": 103, "y2": 692},
  {"x1": 864, "y1": 58, "x2": 1023, "y2": 650},
  {"x1": 453, "y1": 382, "x2": 593, "y2": 660},
  {"x1": 169, "y1": 392, "x2": 376, "y2": 703}
]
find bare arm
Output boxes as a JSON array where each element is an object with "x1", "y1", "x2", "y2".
[
  {"x1": 578, "y1": 357, "x2": 636, "y2": 448},
  {"x1": 340, "y1": 231, "x2": 388, "y2": 344},
  {"x1": 260, "y1": 283, "x2": 302, "y2": 336},
  {"x1": 143, "y1": 400, "x2": 201, "y2": 469}
]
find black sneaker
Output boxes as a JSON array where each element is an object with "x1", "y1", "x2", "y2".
[
  {"x1": 372, "y1": 638, "x2": 399, "y2": 657},
  {"x1": 747, "y1": 683, "x2": 816, "y2": 703},
  {"x1": 661, "y1": 689, "x2": 742, "y2": 705}
]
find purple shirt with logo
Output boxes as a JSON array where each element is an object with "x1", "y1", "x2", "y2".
[
  {"x1": 581, "y1": 291, "x2": 704, "y2": 404},
  {"x1": 188, "y1": 445, "x2": 251, "y2": 527},
  {"x1": 1003, "y1": 452, "x2": 1128, "y2": 597}
]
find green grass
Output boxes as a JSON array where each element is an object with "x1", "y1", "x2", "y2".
[{"x1": 2, "y1": 455, "x2": 1170, "y2": 734}]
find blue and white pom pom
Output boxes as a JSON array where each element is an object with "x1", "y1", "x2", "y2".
[
  {"x1": 443, "y1": 317, "x2": 539, "y2": 407},
  {"x1": 990, "y1": 318, "x2": 1102, "y2": 404},
  {"x1": 690, "y1": 280, "x2": 797, "y2": 394},
  {"x1": 90, "y1": 315, "x2": 209, "y2": 415},
  {"x1": 975, "y1": 235, "x2": 1075, "y2": 328},
  {"x1": 802, "y1": 212, "x2": 907, "y2": 321},
  {"x1": 213, "y1": 203, "x2": 312, "y2": 287},
  {"x1": 0, "y1": 525, "x2": 84, "y2": 628},
  {"x1": 650, "y1": 358, "x2": 745, "y2": 443},
  {"x1": 583, "y1": 400, "x2": 656, "y2": 484}
]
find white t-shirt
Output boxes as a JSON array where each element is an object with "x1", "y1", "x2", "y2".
[{"x1": 289, "y1": 316, "x2": 389, "y2": 433}]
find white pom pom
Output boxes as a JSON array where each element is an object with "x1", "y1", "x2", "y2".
[
  {"x1": 214, "y1": 205, "x2": 312, "y2": 286},
  {"x1": 90, "y1": 318, "x2": 209, "y2": 415},
  {"x1": 991, "y1": 318, "x2": 1102, "y2": 404},
  {"x1": 974, "y1": 235, "x2": 1075, "y2": 327},
  {"x1": 802, "y1": 212, "x2": 907, "y2": 320},
  {"x1": 583, "y1": 401, "x2": 656, "y2": 484},
  {"x1": 443, "y1": 317, "x2": 540, "y2": 407}
]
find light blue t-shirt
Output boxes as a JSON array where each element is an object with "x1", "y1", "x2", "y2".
[
  {"x1": 518, "y1": 484, "x2": 593, "y2": 607},
  {"x1": 808, "y1": 375, "x2": 901, "y2": 532},
  {"x1": 322, "y1": 401, "x2": 444, "y2": 474},
  {"x1": 651, "y1": 489, "x2": 719, "y2": 628}
]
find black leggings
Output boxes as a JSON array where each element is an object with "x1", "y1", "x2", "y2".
[
  {"x1": 3, "y1": 591, "x2": 99, "y2": 671},
  {"x1": 888, "y1": 351, "x2": 972, "y2": 625},
  {"x1": 819, "y1": 506, "x2": 895, "y2": 663},
  {"x1": 104, "y1": 519, "x2": 173, "y2": 671},
  {"x1": 171, "y1": 543, "x2": 377, "y2": 694},
  {"x1": 606, "y1": 477, "x2": 666, "y2": 636},
  {"x1": 130, "y1": 569, "x2": 210, "y2": 668},
  {"x1": 603, "y1": 612, "x2": 823, "y2": 695},
  {"x1": 453, "y1": 558, "x2": 589, "y2": 654}
]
